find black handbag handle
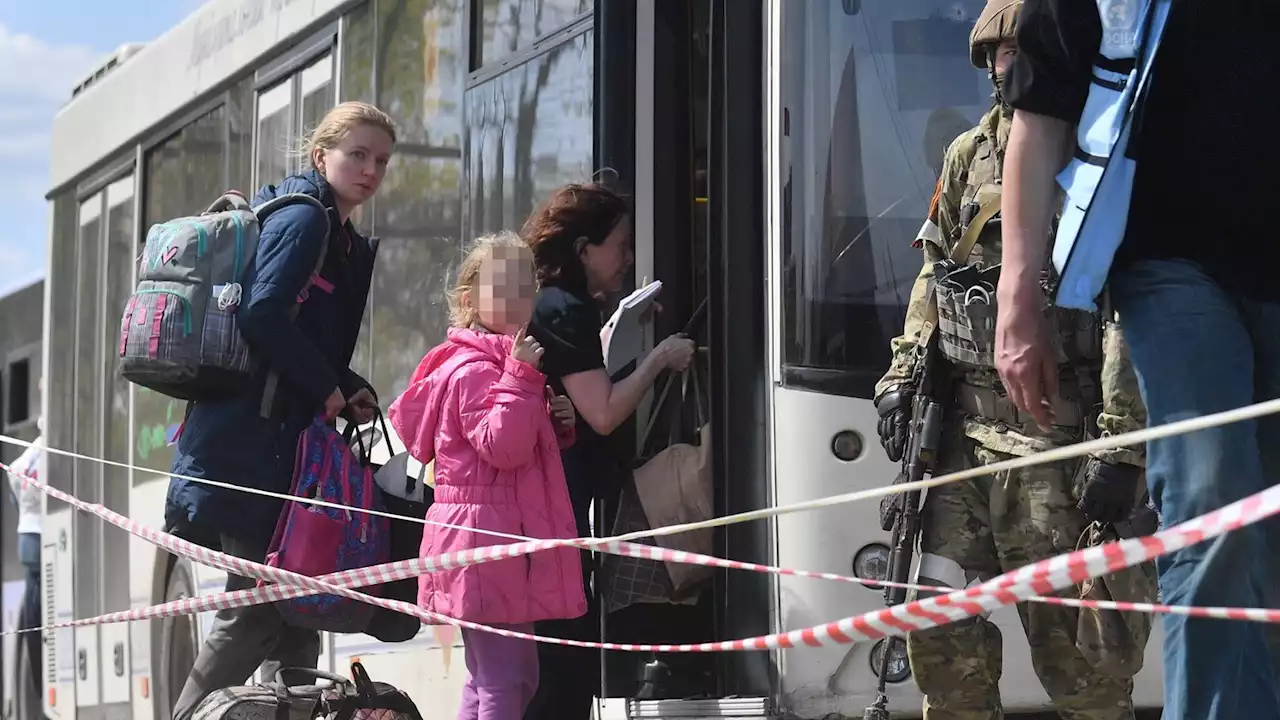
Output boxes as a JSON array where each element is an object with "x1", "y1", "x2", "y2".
[
  {"x1": 273, "y1": 667, "x2": 354, "y2": 705},
  {"x1": 345, "y1": 406, "x2": 397, "y2": 467},
  {"x1": 350, "y1": 661, "x2": 377, "y2": 698}
]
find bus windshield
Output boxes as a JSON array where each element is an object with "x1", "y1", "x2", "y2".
[{"x1": 780, "y1": 0, "x2": 993, "y2": 398}]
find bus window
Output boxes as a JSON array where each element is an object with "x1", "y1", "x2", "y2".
[
  {"x1": 779, "y1": 0, "x2": 990, "y2": 399},
  {"x1": 466, "y1": 30, "x2": 594, "y2": 238},
  {"x1": 255, "y1": 79, "x2": 293, "y2": 187},
  {"x1": 476, "y1": 0, "x2": 592, "y2": 67},
  {"x1": 102, "y1": 175, "x2": 135, "y2": 616},
  {"x1": 74, "y1": 194, "x2": 103, "y2": 506},
  {"x1": 136, "y1": 106, "x2": 228, "y2": 478},
  {"x1": 366, "y1": 0, "x2": 467, "y2": 401},
  {"x1": 75, "y1": 193, "x2": 103, "y2": 620},
  {"x1": 46, "y1": 193, "x2": 77, "y2": 504},
  {"x1": 299, "y1": 54, "x2": 335, "y2": 140}
]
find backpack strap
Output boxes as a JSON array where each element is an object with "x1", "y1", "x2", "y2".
[
  {"x1": 253, "y1": 194, "x2": 334, "y2": 420},
  {"x1": 204, "y1": 191, "x2": 253, "y2": 215}
]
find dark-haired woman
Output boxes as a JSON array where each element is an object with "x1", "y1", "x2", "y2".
[{"x1": 521, "y1": 183, "x2": 694, "y2": 720}]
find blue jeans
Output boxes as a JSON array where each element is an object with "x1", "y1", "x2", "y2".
[
  {"x1": 17, "y1": 533, "x2": 40, "y2": 704},
  {"x1": 1110, "y1": 258, "x2": 1280, "y2": 719}
]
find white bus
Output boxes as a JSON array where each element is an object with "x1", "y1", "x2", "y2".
[{"x1": 38, "y1": 1, "x2": 1165, "y2": 719}]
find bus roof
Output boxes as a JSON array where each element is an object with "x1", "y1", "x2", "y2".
[{"x1": 49, "y1": 0, "x2": 355, "y2": 194}]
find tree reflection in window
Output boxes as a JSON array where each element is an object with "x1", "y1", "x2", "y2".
[
  {"x1": 367, "y1": 0, "x2": 468, "y2": 401},
  {"x1": 341, "y1": 1, "x2": 378, "y2": 380},
  {"x1": 476, "y1": 0, "x2": 592, "y2": 68},
  {"x1": 466, "y1": 31, "x2": 593, "y2": 236},
  {"x1": 779, "y1": 0, "x2": 989, "y2": 398}
]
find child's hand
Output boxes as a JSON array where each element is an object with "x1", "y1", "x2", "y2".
[
  {"x1": 512, "y1": 325, "x2": 545, "y2": 369},
  {"x1": 550, "y1": 393, "x2": 576, "y2": 427}
]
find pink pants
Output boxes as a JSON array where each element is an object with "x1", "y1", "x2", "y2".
[{"x1": 457, "y1": 624, "x2": 539, "y2": 720}]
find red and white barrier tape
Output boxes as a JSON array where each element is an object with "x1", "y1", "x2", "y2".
[
  {"x1": 6, "y1": 459, "x2": 1280, "y2": 650},
  {"x1": 7, "y1": 395, "x2": 1280, "y2": 550}
]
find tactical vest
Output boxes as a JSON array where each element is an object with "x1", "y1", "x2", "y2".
[
  {"x1": 1049, "y1": 0, "x2": 1172, "y2": 311},
  {"x1": 934, "y1": 113, "x2": 1103, "y2": 377}
]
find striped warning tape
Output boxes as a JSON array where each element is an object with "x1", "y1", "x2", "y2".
[
  {"x1": 6, "y1": 395, "x2": 1280, "y2": 550},
  {"x1": 4, "y1": 459, "x2": 1280, "y2": 650}
]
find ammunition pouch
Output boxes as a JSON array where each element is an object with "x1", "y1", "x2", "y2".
[
  {"x1": 1052, "y1": 307, "x2": 1103, "y2": 366},
  {"x1": 934, "y1": 265, "x2": 999, "y2": 370},
  {"x1": 1075, "y1": 522, "x2": 1159, "y2": 678},
  {"x1": 954, "y1": 381, "x2": 1083, "y2": 429}
]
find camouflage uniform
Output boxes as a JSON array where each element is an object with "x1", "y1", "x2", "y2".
[{"x1": 871, "y1": 4, "x2": 1154, "y2": 718}]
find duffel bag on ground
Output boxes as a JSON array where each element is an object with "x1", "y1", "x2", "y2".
[{"x1": 190, "y1": 663, "x2": 423, "y2": 720}]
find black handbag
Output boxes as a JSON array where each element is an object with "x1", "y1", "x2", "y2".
[{"x1": 345, "y1": 409, "x2": 434, "y2": 643}]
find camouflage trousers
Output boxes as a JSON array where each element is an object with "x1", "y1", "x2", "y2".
[{"x1": 907, "y1": 441, "x2": 1135, "y2": 720}]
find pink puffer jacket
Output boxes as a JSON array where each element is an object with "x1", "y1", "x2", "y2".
[{"x1": 387, "y1": 328, "x2": 586, "y2": 625}]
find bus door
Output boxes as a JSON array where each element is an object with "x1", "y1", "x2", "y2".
[{"x1": 603, "y1": 0, "x2": 774, "y2": 715}]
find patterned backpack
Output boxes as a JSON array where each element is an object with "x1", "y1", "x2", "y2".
[
  {"x1": 262, "y1": 418, "x2": 390, "y2": 634},
  {"x1": 118, "y1": 191, "x2": 330, "y2": 416}
]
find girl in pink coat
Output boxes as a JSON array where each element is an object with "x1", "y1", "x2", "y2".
[{"x1": 387, "y1": 231, "x2": 586, "y2": 720}]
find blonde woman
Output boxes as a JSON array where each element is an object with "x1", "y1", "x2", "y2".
[{"x1": 166, "y1": 102, "x2": 396, "y2": 720}]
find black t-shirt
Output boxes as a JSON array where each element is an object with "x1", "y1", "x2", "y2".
[
  {"x1": 1005, "y1": 0, "x2": 1280, "y2": 300},
  {"x1": 529, "y1": 284, "x2": 611, "y2": 538}
]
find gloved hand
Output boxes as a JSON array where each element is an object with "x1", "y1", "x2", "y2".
[
  {"x1": 1077, "y1": 458, "x2": 1142, "y2": 525},
  {"x1": 875, "y1": 388, "x2": 913, "y2": 462}
]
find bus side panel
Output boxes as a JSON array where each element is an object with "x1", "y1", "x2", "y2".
[
  {"x1": 45, "y1": 508, "x2": 75, "y2": 720},
  {"x1": 772, "y1": 386, "x2": 919, "y2": 718},
  {"x1": 772, "y1": 387, "x2": 1166, "y2": 716}
]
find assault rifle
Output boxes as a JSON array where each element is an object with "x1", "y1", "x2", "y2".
[{"x1": 864, "y1": 317, "x2": 950, "y2": 720}]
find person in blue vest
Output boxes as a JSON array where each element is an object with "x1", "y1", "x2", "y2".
[
  {"x1": 166, "y1": 101, "x2": 396, "y2": 720},
  {"x1": 993, "y1": 1, "x2": 1280, "y2": 718}
]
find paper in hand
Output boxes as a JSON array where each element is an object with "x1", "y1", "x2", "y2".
[{"x1": 602, "y1": 280, "x2": 663, "y2": 374}]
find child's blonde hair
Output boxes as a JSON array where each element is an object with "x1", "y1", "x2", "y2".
[
  {"x1": 448, "y1": 231, "x2": 530, "y2": 328},
  {"x1": 304, "y1": 102, "x2": 398, "y2": 168}
]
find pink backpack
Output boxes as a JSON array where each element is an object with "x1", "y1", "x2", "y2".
[{"x1": 261, "y1": 418, "x2": 390, "y2": 633}]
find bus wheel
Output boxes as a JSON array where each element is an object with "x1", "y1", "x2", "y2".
[{"x1": 154, "y1": 558, "x2": 198, "y2": 720}]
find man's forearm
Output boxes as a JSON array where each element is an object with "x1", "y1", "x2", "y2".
[{"x1": 999, "y1": 111, "x2": 1075, "y2": 300}]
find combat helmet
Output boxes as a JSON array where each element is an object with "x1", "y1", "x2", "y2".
[{"x1": 969, "y1": 0, "x2": 1022, "y2": 69}]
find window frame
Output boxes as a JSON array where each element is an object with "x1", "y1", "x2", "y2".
[
  {"x1": 461, "y1": 21, "x2": 596, "y2": 248},
  {"x1": 3, "y1": 343, "x2": 39, "y2": 433},
  {"x1": 773, "y1": 0, "x2": 993, "y2": 400},
  {"x1": 468, "y1": 0, "x2": 593, "y2": 88},
  {"x1": 254, "y1": 23, "x2": 339, "y2": 91},
  {"x1": 251, "y1": 40, "x2": 337, "y2": 187}
]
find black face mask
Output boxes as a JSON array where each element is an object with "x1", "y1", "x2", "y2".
[
  {"x1": 988, "y1": 45, "x2": 1013, "y2": 117},
  {"x1": 993, "y1": 72, "x2": 1012, "y2": 116}
]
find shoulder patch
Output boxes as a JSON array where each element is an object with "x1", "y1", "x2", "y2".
[{"x1": 927, "y1": 175, "x2": 943, "y2": 226}]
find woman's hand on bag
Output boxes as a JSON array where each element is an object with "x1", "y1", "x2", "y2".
[
  {"x1": 654, "y1": 335, "x2": 696, "y2": 371},
  {"x1": 512, "y1": 326, "x2": 545, "y2": 369},
  {"x1": 550, "y1": 393, "x2": 576, "y2": 427},
  {"x1": 324, "y1": 389, "x2": 346, "y2": 421},
  {"x1": 345, "y1": 388, "x2": 378, "y2": 424}
]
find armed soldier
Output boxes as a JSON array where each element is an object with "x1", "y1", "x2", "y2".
[{"x1": 870, "y1": 2, "x2": 1157, "y2": 718}]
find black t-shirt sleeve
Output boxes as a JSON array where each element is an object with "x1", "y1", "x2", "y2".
[
  {"x1": 1004, "y1": 0, "x2": 1102, "y2": 123},
  {"x1": 529, "y1": 287, "x2": 606, "y2": 381}
]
